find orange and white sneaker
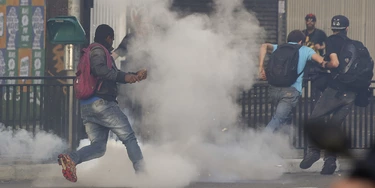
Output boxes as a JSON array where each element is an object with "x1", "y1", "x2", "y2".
[{"x1": 58, "y1": 154, "x2": 77, "y2": 182}]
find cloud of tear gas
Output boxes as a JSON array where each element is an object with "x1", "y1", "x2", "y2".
[
  {"x1": 0, "y1": 124, "x2": 68, "y2": 163},
  {"x1": 118, "y1": 0, "x2": 296, "y2": 183},
  {"x1": 33, "y1": 132, "x2": 294, "y2": 188},
  {"x1": 33, "y1": 0, "x2": 296, "y2": 187},
  {"x1": 123, "y1": 0, "x2": 265, "y2": 143}
]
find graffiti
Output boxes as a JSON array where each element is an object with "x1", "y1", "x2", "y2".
[
  {"x1": 46, "y1": 44, "x2": 68, "y2": 95},
  {"x1": 52, "y1": 44, "x2": 64, "y2": 73}
]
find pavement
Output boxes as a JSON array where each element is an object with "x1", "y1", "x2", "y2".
[
  {"x1": 0, "y1": 173, "x2": 346, "y2": 188},
  {"x1": 0, "y1": 158, "x2": 354, "y2": 181}
]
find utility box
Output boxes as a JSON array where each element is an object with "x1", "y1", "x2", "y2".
[{"x1": 46, "y1": 16, "x2": 87, "y2": 44}]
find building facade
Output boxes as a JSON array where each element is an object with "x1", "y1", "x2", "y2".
[{"x1": 286, "y1": 0, "x2": 375, "y2": 64}]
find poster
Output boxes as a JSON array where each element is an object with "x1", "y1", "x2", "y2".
[
  {"x1": 18, "y1": 48, "x2": 31, "y2": 89},
  {"x1": 1, "y1": 0, "x2": 46, "y2": 117},
  {"x1": 0, "y1": 48, "x2": 5, "y2": 84},
  {"x1": 31, "y1": 5, "x2": 43, "y2": 49},
  {"x1": 32, "y1": 49, "x2": 43, "y2": 80},
  {"x1": 32, "y1": 49, "x2": 43, "y2": 105},
  {"x1": 0, "y1": 5, "x2": 6, "y2": 48},
  {"x1": 6, "y1": 49, "x2": 17, "y2": 79},
  {"x1": 2, "y1": 0, "x2": 45, "y2": 82},
  {"x1": 1, "y1": 0, "x2": 45, "y2": 81},
  {"x1": 20, "y1": 0, "x2": 32, "y2": 6},
  {"x1": 6, "y1": 6, "x2": 19, "y2": 50},
  {"x1": 19, "y1": 5, "x2": 31, "y2": 48}
]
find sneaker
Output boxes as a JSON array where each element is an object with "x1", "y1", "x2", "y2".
[
  {"x1": 300, "y1": 151, "x2": 320, "y2": 169},
  {"x1": 58, "y1": 154, "x2": 77, "y2": 182},
  {"x1": 320, "y1": 158, "x2": 337, "y2": 175}
]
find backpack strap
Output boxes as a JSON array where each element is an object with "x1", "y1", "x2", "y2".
[
  {"x1": 86, "y1": 43, "x2": 114, "y2": 90},
  {"x1": 294, "y1": 44, "x2": 304, "y2": 76},
  {"x1": 330, "y1": 35, "x2": 351, "y2": 80},
  {"x1": 87, "y1": 43, "x2": 113, "y2": 69}
]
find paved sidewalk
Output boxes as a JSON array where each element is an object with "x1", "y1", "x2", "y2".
[
  {"x1": 0, "y1": 173, "x2": 345, "y2": 188},
  {"x1": 0, "y1": 158, "x2": 354, "y2": 181}
]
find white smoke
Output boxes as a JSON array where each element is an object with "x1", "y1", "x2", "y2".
[
  {"x1": 0, "y1": 124, "x2": 68, "y2": 163},
  {"x1": 31, "y1": 0, "x2": 296, "y2": 187},
  {"x1": 118, "y1": 0, "x2": 294, "y2": 185},
  {"x1": 123, "y1": 0, "x2": 264, "y2": 143}
]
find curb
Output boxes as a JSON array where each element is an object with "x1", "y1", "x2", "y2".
[{"x1": 0, "y1": 159, "x2": 354, "y2": 181}]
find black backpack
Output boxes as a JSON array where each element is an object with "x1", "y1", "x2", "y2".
[
  {"x1": 333, "y1": 38, "x2": 374, "y2": 107},
  {"x1": 334, "y1": 38, "x2": 374, "y2": 91},
  {"x1": 265, "y1": 43, "x2": 303, "y2": 87}
]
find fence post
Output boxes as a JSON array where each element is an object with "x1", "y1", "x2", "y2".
[
  {"x1": 64, "y1": 44, "x2": 75, "y2": 151},
  {"x1": 66, "y1": 0, "x2": 81, "y2": 151}
]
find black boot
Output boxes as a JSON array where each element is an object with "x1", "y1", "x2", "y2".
[
  {"x1": 300, "y1": 146, "x2": 321, "y2": 169},
  {"x1": 321, "y1": 153, "x2": 337, "y2": 175}
]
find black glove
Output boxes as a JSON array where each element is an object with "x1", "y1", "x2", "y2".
[{"x1": 114, "y1": 33, "x2": 135, "y2": 57}]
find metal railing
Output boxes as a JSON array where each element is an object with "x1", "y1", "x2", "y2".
[
  {"x1": 1, "y1": 77, "x2": 374, "y2": 152},
  {"x1": 240, "y1": 80, "x2": 375, "y2": 150},
  {"x1": 0, "y1": 76, "x2": 85, "y2": 152}
]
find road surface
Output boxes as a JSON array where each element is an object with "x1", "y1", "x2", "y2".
[{"x1": 0, "y1": 173, "x2": 347, "y2": 188}]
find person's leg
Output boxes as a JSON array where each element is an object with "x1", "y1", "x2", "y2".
[
  {"x1": 96, "y1": 100, "x2": 144, "y2": 173},
  {"x1": 300, "y1": 88, "x2": 356, "y2": 171},
  {"x1": 265, "y1": 87, "x2": 300, "y2": 133},
  {"x1": 321, "y1": 91, "x2": 356, "y2": 175},
  {"x1": 69, "y1": 121, "x2": 109, "y2": 165},
  {"x1": 265, "y1": 87, "x2": 281, "y2": 132},
  {"x1": 276, "y1": 108, "x2": 294, "y2": 135},
  {"x1": 309, "y1": 88, "x2": 343, "y2": 121},
  {"x1": 58, "y1": 101, "x2": 110, "y2": 182},
  {"x1": 300, "y1": 87, "x2": 341, "y2": 169}
]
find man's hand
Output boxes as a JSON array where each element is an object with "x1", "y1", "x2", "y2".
[
  {"x1": 136, "y1": 69, "x2": 147, "y2": 81},
  {"x1": 259, "y1": 68, "x2": 266, "y2": 80},
  {"x1": 125, "y1": 74, "x2": 139, "y2": 84}
]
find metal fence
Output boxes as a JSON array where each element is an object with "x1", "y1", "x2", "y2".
[
  {"x1": 1, "y1": 77, "x2": 375, "y2": 152},
  {"x1": 0, "y1": 76, "x2": 85, "y2": 152},
  {"x1": 240, "y1": 80, "x2": 375, "y2": 150}
]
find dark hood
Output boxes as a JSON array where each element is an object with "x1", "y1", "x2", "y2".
[{"x1": 94, "y1": 38, "x2": 114, "y2": 52}]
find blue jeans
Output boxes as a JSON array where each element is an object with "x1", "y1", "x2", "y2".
[
  {"x1": 69, "y1": 98, "x2": 144, "y2": 172},
  {"x1": 265, "y1": 86, "x2": 300, "y2": 132}
]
